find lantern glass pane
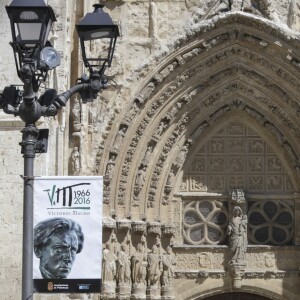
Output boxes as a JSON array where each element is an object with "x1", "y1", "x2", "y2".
[
  {"x1": 82, "y1": 38, "x2": 111, "y2": 71},
  {"x1": 16, "y1": 23, "x2": 42, "y2": 41}
]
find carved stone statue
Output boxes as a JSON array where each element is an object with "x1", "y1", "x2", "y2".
[
  {"x1": 105, "y1": 154, "x2": 116, "y2": 176},
  {"x1": 131, "y1": 243, "x2": 147, "y2": 299},
  {"x1": 72, "y1": 98, "x2": 81, "y2": 131},
  {"x1": 116, "y1": 244, "x2": 131, "y2": 285},
  {"x1": 132, "y1": 243, "x2": 147, "y2": 285},
  {"x1": 147, "y1": 245, "x2": 161, "y2": 286},
  {"x1": 230, "y1": 189, "x2": 246, "y2": 205},
  {"x1": 227, "y1": 206, "x2": 247, "y2": 265},
  {"x1": 127, "y1": 100, "x2": 140, "y2": 121},
  {"x1": 142, "y1": 143, "x2": 154, "y2": 165},
  {"x1": 112, "y1": 126, "x2": 127, "y2": 150},
  {"x1": 136, "y1": 166, "x2": 146, "y2": 187},
  {"x1": 175, "y1": 141, "x2": 191, "y2": 166},
  {"x1": 164, "y1": 169, "x2": 175, "y2": 196},
  {"x1": 166, "y1": 101, "x2": 183, "y2": 120},
  {"x1": 161, "y1": 246, "x2": 176, "y2": 287},
  {"x1": 88, "y1": 101, "x2": 97, "y2": 125},
  {"x1": 71, "y1": 147, "x2": 80, "y2": 175},
  {"x1": 154, "y1": 120, "x2": 168, "y2": 137},
  {"x1": 288, "y1": 0, "x2": 300, "y2": 31},
  {"x1": 102, "y1": 243, "x2": 117, "y2": 294},
  {"x1": 104, "y1": 154, "x2": 116, "y2": 186}
]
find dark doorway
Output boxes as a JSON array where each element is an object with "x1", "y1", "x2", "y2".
[{"x1": 203, "y1": 293, "x2": 271, "y2": 300}]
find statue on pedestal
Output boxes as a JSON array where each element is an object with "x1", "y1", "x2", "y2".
[
  {"x1": 102, "y1": 243, "x2": 117, "y2": 298},
  {"x1": 131, "y1": 243, "x2": 147, "y2": 299}
]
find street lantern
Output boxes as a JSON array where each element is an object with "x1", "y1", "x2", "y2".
[
  {"x1": 6, "y1": 0, "x2": 59, "y2": 80},
  {"x1": 76, "y1": 4, "x2": 120, "y2": 75},
  {"x1": 6, "y1": 0, "x2": 56, "y2": 49}
]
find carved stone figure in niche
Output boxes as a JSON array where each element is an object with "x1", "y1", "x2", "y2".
[
  {"x1": 131, "y1": 243, "x2": 147, "y2": 285},
  {"x1": 161, "y1": 246, "x2": 176, "y2": 287},
  {"x1": 176, "y1": 141, "x2": 191, "y2": 166},
  {"x1": 134, "y1": 166, "x2": 147, "y2": 192},
  {"x1": 166, "y1": 101, "x2": 183, "y2": 120},
  {"x1": 127, "y1": 100, "x2": 140, "y2": 120},
  {"x1": 218, "y1": 0, "x2": 277, "y2": 20},
  {"x1": 112, "y1": 126, "x2": 127, "y2": 150},
  {"x1": 104, "y1": 154, "x2": 116, "y2": 186},
  {"x1": 116, "y1": 244, "x2": 131, "y2": 285},
  {"x1": 71, "y1": 147, "x2": 80, "y2": 175},
  {"x1": 147, "y1": 245, "x2": 162, "y2": 286},
  {"x1": 228, "y1": 0, "x2": 245, "y2": 11},
  {"x1": 105, "y1": 154, "x2": 116, "y2": 176},
  {"x1": 227, "y1": 206, "x2": 247, "y2": 265},
  {"x1": 288, "y1": 0, "x2": 300, "y2": 31},
  {"x1": 88, "y1": 101, "x2": 97, "y2": 125},
  {"x1": 102, "y1": 243, "x2": 117, "y2": 285},
  {"x1": 72, "y1": 98, "x2": 81, "y2": 131},
  {"x1": 141, "y1": 234, "x2": 147, "y2": 247},
  {"x1": 230, "y1": 189, "x2": 246, "y2": 205},
  {"x1": 264, "y1": 253, "x2": 276, "y2": 268},
  {"x1": 249, "y1": 0, "x2": 278, "y2": 21},
  {"x1": 154, "y1": 120, "x2": 168, "y2": 137},
  {"x1": 165, "y1": 169, "x2": 175, "y2": 195},
  {"x1": 155, "y1": 235, "x2": 161, "y2": 249},
  {"x1": 137, "y1": 82, "x2": 155, "y2": 104},
  {"x1": 142, "y1": 143, "x2": 154, "y2": 165},
  {"x1": 166, "y1": 170, "x2": 175, "y2": 187}
]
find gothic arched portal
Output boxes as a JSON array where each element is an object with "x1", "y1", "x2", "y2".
[
  {"x1": 99, "y1": 11, "x2": 300, "y2": 300},
  {"x1": 101, "y1": 12, "x2": 300, "y2": 225}
]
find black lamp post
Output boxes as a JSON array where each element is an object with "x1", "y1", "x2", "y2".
[{"x1": 0, "y1": 1, "x2": 119, "y2": 300}]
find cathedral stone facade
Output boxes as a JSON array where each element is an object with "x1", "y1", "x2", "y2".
[{"x1": 0, "y1": 0, "x2": 300, "y2": 299}]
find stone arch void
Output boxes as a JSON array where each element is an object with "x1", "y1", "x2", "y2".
[{"x1": 202, "y1": 292, "x2": 271, "y2": 300}]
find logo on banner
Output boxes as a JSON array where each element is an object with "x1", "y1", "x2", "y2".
[
  {"x1": 47, "y1": 282, "x2": 54, "y2": 292},
  {"x1": 44, "y1": 183, "x2": 92, "y2": 216}
]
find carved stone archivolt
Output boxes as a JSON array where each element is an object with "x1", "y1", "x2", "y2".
[
  {"x1": 101, "y1": 19, "x2": 299, "y2": 216},
  {"x1": 92, "y1": 16, "x2": 300, "y2": 300}
]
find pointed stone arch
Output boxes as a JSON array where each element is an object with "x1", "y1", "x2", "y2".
[{"x1": 100, "y1": 12, "x2": 300, "y2": 227}]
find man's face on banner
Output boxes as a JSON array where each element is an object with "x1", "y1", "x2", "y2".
[{"x1": 39, "y1": 230, "x2": 79, "y2": 279}]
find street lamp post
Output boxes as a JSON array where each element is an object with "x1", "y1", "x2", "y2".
[{"x1": 0, "y1": 1, "x2": 119, "y2": 300}]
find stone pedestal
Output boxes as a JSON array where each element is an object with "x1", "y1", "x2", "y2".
[
  {"x1": 101, "y1": 282, "x2": 116, "y2": 300},
  {"x1": 161, "y1": 286, "x2": 175, "y2": 300},
  {"x1": 229, "y1": 263, "x2": 246, "y2": 289},
  {"x1": 146, "y1": 285, "x2": 161, "y2": 300},
  {"x1": 117, "y1": 284, "x2": 131, "y2": 300},
  {"x1": 131, "y1": 283, "x2": 146, "y2": 300}
]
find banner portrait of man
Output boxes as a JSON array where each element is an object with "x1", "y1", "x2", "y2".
[
  {"x1": 33, "y1": 176, "x2": 103, "y2": 293},
  {"x1": 34, "y1": 218, "x2": 84, "y2": 279}
]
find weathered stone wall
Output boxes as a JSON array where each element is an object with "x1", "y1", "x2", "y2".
[{"x1": 0, "y1": 0, "x2": 300, "y2": 300}]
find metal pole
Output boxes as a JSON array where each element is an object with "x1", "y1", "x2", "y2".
[
  {"x1": 19, "y1": 62, "x2": 39, "y2": 300},
  {"x1": 21, "y1": 124, "x2": 38, "y2": 300}
]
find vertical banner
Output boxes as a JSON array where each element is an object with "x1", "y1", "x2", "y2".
[{"x1": 33, "y1": 176, "x2": 103, "y2": 293}]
